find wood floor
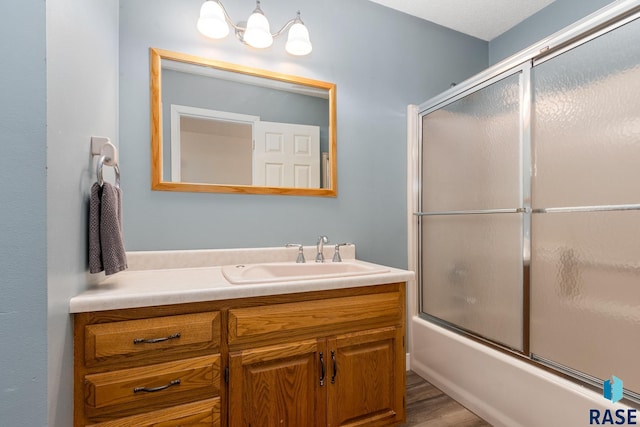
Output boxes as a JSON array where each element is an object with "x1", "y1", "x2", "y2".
[{"x1": 401, "y1": 371, "x2": 492, "y2": 427}]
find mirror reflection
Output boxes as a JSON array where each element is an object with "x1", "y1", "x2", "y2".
[{"x1": 150, "y1": 48, "x2": 337, "y2": 196}]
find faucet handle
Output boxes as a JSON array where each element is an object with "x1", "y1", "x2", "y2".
[
  {"x1": 332, "y1": 243, "x2": 351, "y2": 262},
  {"x1": 285, "y1": 243, "x2": 306, "y2": 263},
  {"x1": 315, "y1": 236, "x2": 329, "y2": 263}
]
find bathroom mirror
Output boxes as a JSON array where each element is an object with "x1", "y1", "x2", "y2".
[{"x1": 150, "y1": 48, "x2": 337, "y2": 196}]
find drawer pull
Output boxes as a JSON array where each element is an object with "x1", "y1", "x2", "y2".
[
  {"x1": 133, "y1": 332, "x2": 181, "y2": 344},
  {"x1": 133, "y1": 379, "x2": 181, "y2": 394}
]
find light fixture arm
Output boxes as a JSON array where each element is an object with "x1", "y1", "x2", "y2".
[
  {"x1": 270, "y1": 12, "x2": 304, "y2": 39},
  {"x1": 211, "y1": 0, "x2": 244, "y2": 32}
]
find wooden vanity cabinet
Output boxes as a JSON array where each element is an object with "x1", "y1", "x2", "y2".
[
  {"x1": 74, "y1": 282, "x2": 406, "y2": 427},
  {"x1": 74, "y1": 307, "x2": 223, "y2": 427},
  {"x1": 227, "y1": 283, "x2": 406, "y2": 427}
]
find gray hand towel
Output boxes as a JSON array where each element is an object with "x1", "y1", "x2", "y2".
[
  {"x1": 89, "y1": 183, "x2": 103, "y2": 273},
  {"x1": 89, "y1": 182, "x2": 127, "y2": 275}
]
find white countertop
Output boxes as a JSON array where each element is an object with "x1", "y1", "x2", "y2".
[{"x1": 70, "y1": 259, "x2": 414, "y2": 313}]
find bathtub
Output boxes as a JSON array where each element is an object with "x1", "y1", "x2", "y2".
[{"x1": 409, "y1": 315, "x2": 635, "y2": 427}]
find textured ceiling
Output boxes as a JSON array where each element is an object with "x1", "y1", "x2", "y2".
[{"x1": 368, "y1": 0, "x2": 556, "y2": 41}]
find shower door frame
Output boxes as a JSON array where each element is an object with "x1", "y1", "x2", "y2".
[
  {"x1": 408, "y1": 0, "x2": 640, "y2": 401},
  {"x1": 415, "y1": 63, "x2": 532, "y2": 354}
]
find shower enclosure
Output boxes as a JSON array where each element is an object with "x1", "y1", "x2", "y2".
[{"x1": 415, "y1": 1, "x2": 640, "y2": 401}]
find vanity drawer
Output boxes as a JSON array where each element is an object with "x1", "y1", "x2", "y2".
[
  {"x1": 84, "y1": 355, "x2": 220, "y2": 411},
  {"x1": 85, "y1": 312, "x2": 220, "y2": 365},
  {"x1": 86, "y1": 397, "x2": 220, "y2": 427},
  {"x1": 228, "y1": 291, "x2": 403, "y2": 345}
]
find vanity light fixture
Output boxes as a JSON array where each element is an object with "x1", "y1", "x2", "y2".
[{"x1": 197, "y1": 0, "x2": 313, "y2": 56}]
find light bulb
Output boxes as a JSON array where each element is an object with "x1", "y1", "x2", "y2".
[
  {"x1": 197, "y1": 1, "x2": 229, "y2": 39},
  {"x1": 243, "y1": 3, "x2": 273, "y2": 48},
  {"x1": 285, "y1": 22, "x2": 312, "y2": 56}
]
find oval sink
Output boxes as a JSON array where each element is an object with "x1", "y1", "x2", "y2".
[{"x1": 221, "y1": 260, "x2": 389, "y2": 284}]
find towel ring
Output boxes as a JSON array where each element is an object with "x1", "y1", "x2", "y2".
[{"x1": 97, "y1": 155, "x2": 121, "y2": 188}]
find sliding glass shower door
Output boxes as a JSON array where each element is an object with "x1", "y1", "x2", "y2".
[
  {"x1": 420, "y1": 71, "x2": 526, "y2": 351},
  {"x1": 529, "y1": 15, "x2": 640, "y2": 396},
  {"x1": 418, "y1": 5, "x2": 640, "y2": 398}
]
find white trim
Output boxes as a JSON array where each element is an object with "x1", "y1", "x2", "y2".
[
  {"x1": 169, "y1": 104, "x2": 260, "y2": 182},
  {"x1": 406, "y1": 104, "x2": 419, "y2": 304},
  {"x1": 406, "y1": 105, "x2": 420, "y2": 364}
]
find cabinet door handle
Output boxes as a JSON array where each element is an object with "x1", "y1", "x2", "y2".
[
  {"x1": 331, "y1": 350, "x2": 337, "y2": 384},
  {"x1": 133, "y1": 332, "x2": 181, "y2": 344},
  {"x1": 133, "y1": 379, "x2": 181, "y2": 393},
  {"x1": 319, "y1": 352, "x2": 325, "y2": 386}
]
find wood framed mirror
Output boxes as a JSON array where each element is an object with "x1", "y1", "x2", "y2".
[{"x1": 150, "y1": 48, "x2": 337, "y2": 196}]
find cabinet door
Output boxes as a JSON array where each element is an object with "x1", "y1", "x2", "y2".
[
  {"x1": 229, "y1": 339, "x2": 327, "y2": 427},
  {"x1": 327, "y1": 327, "x2": 405, "y2": 427}
]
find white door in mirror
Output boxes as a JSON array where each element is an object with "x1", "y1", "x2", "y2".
[{"x1": 253, "y1": 121, "x2": 320, "y2": 188}]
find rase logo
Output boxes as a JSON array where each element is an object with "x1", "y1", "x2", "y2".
[
  {"x1": 604, "y1": 376, "x2": 624, "y2": 404},
  {"x1": 589, "y1": 376, "x2": 637, "y2": 425}
]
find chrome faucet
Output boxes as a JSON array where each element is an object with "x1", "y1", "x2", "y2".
[
  {"x1": 332, "y1": 243, "x2": 351, "y2": 262},
  {"x1": 315, "y1": 236, "x2": 329, "y2": 262},
  {"x1": 285, "y1": 243, "x2": 305, "y2": 263}
]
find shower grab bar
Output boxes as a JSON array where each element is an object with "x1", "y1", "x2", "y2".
[
  {"x1": 532, "y1": 204, "x2": 640, "y2": 214},
  {"x1": 414, "y1": 208, "x2": 527, "y2": 216}
]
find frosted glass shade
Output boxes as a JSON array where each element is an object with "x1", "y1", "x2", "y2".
[
  {"x1": 286, "y1": 22, "x2": 312, "y2": 56},
  {"x1": 243, "y1": 12, "x2": 273, "y2": 48},
  {"x1": 197, "y1": 1, "x2": 229, "y2": 39}
]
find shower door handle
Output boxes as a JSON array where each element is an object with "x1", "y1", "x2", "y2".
[
  {"x1": 414, "y1": 208, "x2": 526, "y2": 216},
  {"x1": 532, "y1": 204, "x2": 640, "y2": 214}
]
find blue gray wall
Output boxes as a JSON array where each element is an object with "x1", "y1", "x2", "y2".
[
  {"x1": 0, "y1": 1, "x2": 47, "y2": 426},
  {"x1": 489, "y1": 0, "x2": 616, "y2": 65},
  {"x1": 46, "y1": 1, "x2": 119, "y2": 426},
  {"x1": 120, "y1": 0, "x2": 488, "y2": 268}
]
